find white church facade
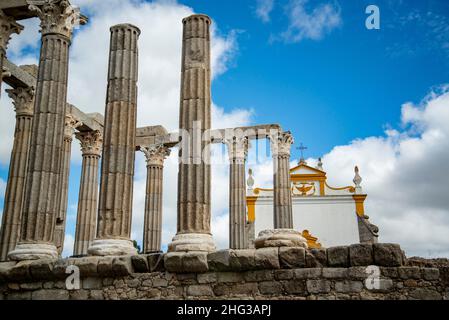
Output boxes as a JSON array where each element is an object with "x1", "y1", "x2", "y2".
[{"x1": 246, "y1": 159, "x2": 379, "y2": 248}]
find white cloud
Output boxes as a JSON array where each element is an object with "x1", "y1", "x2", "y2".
[
  {"x1": 278, "y1": 0, "x2": 342, "y2": 43},
  {"x1": 62, "y1": 234, "x2": 75, "y2": 258},
  {"x1": 256, "y1": 0, "x2": 275, "y2": 23}
]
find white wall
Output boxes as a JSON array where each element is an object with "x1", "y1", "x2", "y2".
[{"x1": 254, "y1": 196, "x2": 360, "y2": 247}]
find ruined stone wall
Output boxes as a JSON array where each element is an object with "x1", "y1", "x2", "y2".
[{"x1": 0, "y1": 244, "x2": 448, "y2": 300}]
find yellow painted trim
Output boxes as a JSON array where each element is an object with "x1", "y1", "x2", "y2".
[
  {"x1": 325, "y1": 182, "x2": 356, "y2": 193},
  {"x1": 302, "y1": 230, "x2": 322, "y2": 249},
  {"x1": 320, "y1": 181, "x2": 325, "y2": 196},
  {"x1": 290, "y1": 163, "x2": 326, "y2": 175},
  {"x1": 353, "y1": 194, "x2": 367, "y2": 217},
  {"x1": 253, "y1": 187, "x2": 273, "y2": 195},
  {"x1": 246, "y1": 195, "x2": 259, "y2": 222}
]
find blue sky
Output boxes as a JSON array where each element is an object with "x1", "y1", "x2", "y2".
[{"x1": 1, "y1": 0, "x2": 449, "y2": 257}]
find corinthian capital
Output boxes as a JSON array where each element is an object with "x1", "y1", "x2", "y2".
[
  {"x1": 75, "y1": 130, "x2": 102, "y2": 157},
  {"x1": 224, "y1": 136, "x2": 249, "y2": 161},
  {"x1": 270, "y1": 131, "x2": 294, "y2": 157},
  {"x1": 140, "y1": 145, "x2": 171, "y2": 166},
  {"x1": 0, "y1": 10, "x2": 24, "y2": 51},
  {"x1": 6, "y1": 87, "x2": 34, "y2": 117},
  {"x1": 29, "y1": 0, "x2": 87, "y2": 39},
  {"x1": 64, "y1": 114, "x2": 82, "y2": 139}
]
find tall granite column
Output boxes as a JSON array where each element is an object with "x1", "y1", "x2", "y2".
[
  {"x1": 271, "y1": 131, "x2": 294, "y2": 229},
  {"x1": 0, "y1": 87, "x2": 34, "y2": 261},
  {"x1": 73, "y1": 130, "x2": 102, "y2": 256},
  {"x1": 54, "y1": 114, "x2": 82, "y2": 255},
  {"x1": 8, "y1": 1, "x2": 85, "y2": 260},
  {"x1": 140, "y1": 145, "x2": 170, "y2": 253},
  {"x1": 0, "y1": 10, "x2": 23, "y2": 98},
  {"x1": 225, "y1": 136, "x2": 248, "y2": 249},
  {"x1": 169, "y1": 14, "x2": 215, "y2": 252},
  {"x1": 254, "y1": 131, "x2": 307, "y2": 249},
  {"x1": 88, "y1": 24, "x2": 140, "y2": 256}
]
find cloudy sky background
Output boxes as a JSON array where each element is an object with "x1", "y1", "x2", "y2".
[{"x1": 0, "y1": 0, "x2": 448, "y2": 258}]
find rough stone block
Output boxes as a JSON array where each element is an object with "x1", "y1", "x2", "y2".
[
  {"x1": 380, "y1": 267, "x2": 399, "y2": 278},
  {"x1": 126, "y1": 278, "x2": 140, "y2": 288},
  {"x1": 244, "y1": 270, "x2": 273, "y2": 282},
  {"x1": 349, "y1": 244, "x2": 373, "y2": 266},
  {"x1": 9, "y1": 261, "x2": 33, "y2": 282},
  {"x1": 398, "y1": 267, "x2": 421, "y2": 280},
  {"x1": 207, "y1": 250, "x2": 232, "y2": 271},
  {"x1": 422, "y1": 268, "x2": 440, "y2": 281},
  {"x1": 131, "y1": 255, "x2": 149, "y2": 273},
  {"x1": 147, "y1": 253, "x2": 165, "y2": 272},
  {"x1": 82, "y1": 277, "x2": 102, "y2": 289},
  {"x1": 409, "y1": 288, "x2": 442, "y2": 300},
  {"x1": 164, "y1": 252, "x2": 183, "y2": 273},
  {"x1": 152, "y1": 278, "x2": 169, "y2": 287},
  {"x1": 373, "y1": 243, "x2": 405, "y2": 267},
  {"x1": 327, "y1": 246, "x2": 349, "y2": 267},
  {"x1": 97, "y1": 257, "x2": 114, "y2": 277},
  {"x1": 186, "y1": 284, "x2": 214, "y2": 297},
  {"x1": 69, "y1": 290, "x2": 89, "y2": 300},
  {"x1": 217, "y1": 272, "x2": 244, "y2": 283},
  {"x1": 53, "y1": 259, "x2": 70, "y2": 279},
  {"x1": 259, "y1": 281, "x2": 284, "y2": 294},
  {"x1": 182, "y1": 252, "x2": 208, "y2": 273},
  {"x1": 197, "y1": 272, "x2": 217, "y2": 284},
  {"x1": 279, "y1": 247, "x2": 306, "y2": 269},
  {"x1": 111, "y1": 256, "x2": 133, "y2": 276},
  {"x1": 294, "y1": 268, "x2": 321, "y2": 279},
  {"x1": 306, "y1": 279, "x2": 331, "y2": 294},
  {"x1": 0, "y1": 262, "x2": 16, "y2": 282},
  {"x1": 90, "y1": 290, "x2": 104, "y2": 300},
  {"x1": 282, "y1": 280, "x2": 306, "y2": 294},
  {"x1": 366, "y1": 278, "x2": 394, "y2": 292},
  {"x1": 335, "y1": 280, "x2": 363, "y2": 293},
  {"x1": 322, "y1": 268, "x2": 348, "y2": 279},
  {"x1": 29, "y1": 259, "x2": 55, "y2": 280},
  {"x1": 229, "y1": 283, "x2": 258, "y2": 296},
  {"x1": 6, "y1": 291, "x2": 32, "y2": 300},
  {"x1": 274, "y1": 269, "x2": 294, "y2": 280},
  {"x1": 305, "y1": 248, "x2": 327, "y2": 268},
  {"x1": 32, "y1": 289, "x2": 69, "y2": 300},
  {"x1": 20, "y1": 282, "x2": 42, "y2": 290},
  {"x1": 75, "y1": 257, "x2": 99, "y2": 277},
  {"x1": 255, "y1": 248, "x2": 280, "y2": 269},
  {"x1": 348, "y1": 267, "x2": 370, "y2": 280},
  {"x1": 229, "y1": 249, "x2": 256, "y2": 271}
]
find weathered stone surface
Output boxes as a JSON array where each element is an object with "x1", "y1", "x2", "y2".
[
  {"x1": 398, "y1": 267, "x2": 421, "y2": 279},
  {"x1": 335, "y1": 280, "x2": 363, "y2": 293},
  {"x1": 111, "y1": 257, "x2": 133, "y2": 276},
  {"x1": 82, "y1": 277, "x2": 102, "y2": 289},
  {"x1": 275, "y1": 269, "x2": 294, "y2": 280},
  {"x1": 305, "y1": 249, "x2": 327, "y2": 267},
  {"x1": 282, "y1": 280, "x2": 306, "y2": 294},
  {"x1": 254, "y1": 248, "x2": 280, "y2": 269},
  {"x1": 197, "y1": 273, "x2": 217, "y2": 284},
  {"x1": 70, "y1": 290, "x2": 89, "y2": 300},
  {"x1": 323, "y1": 268, "x2": 348, "y2": 279},
  {"x1": 349, "y1": 244, "x2": 373, "y2": 266},
  {"x1": 373, "y1": 243, "x2": 405, "y2": 267},
  {"x1": 327, "y1": 246, "x2": 349, "y2": 267},
  {"x1": 29, "y1": 259, "x2": 55, "y2": 280},
  {"x1": 422, "y1": 268, "x2": 440, "y2": 281},
  {"x1": 9, "y1": 261, "x2": 33, "y2": 281},
  {"x1": 229, "y1": 249, "x2": 256, "y2": 270},
  {"x1": 207, "y1": 250, "x2": 232, "y2": 271},
  {"x1": 182, "y1": 252, "x2": 208, "y2": 273},
  {"x1": 259, "y1": 281, "x2": 283, "y2": 294},
  {"x1": 306, "y1": 280, "x2": 331, "y2": 294},
  {"x1": 131, "y1": 255, "x2": 149, "y2": 273},
  {"x1": 409, "y1": 288, "x2": 442, "y2": 300},
  {"x1": 75, "y1": 257, "x2": 99, "y2": 277},
  {"x1": 217, "y1": 272, "x2": 244, "y2": 283},
  {"x1": 32, "y1": 289, "x2": 69, "y2": 300},
  {"x1": 294, "y1": 268, "x2": 321, "y2": 279},
  {"x1": 187, "y1": 285, "x2": 214, "y2": 297},
  {"x1": 0, "y1": 262, "x2": 16, "y2": 281},
  {"x1": 279, "y1": 247, "x2": 305, "y2": 269},
  {"x1": 147, "y1": 253, "x2": 165, "y2": 272},
  {"x1": 97, "y1": 257, "x2": 114, "y2": 277},
  {"x1": 244, "y1": 270, "x2": 273, "y2": 282},
  {"x1": 229, "y1": 283, "x2": 258, "y2": 296}
]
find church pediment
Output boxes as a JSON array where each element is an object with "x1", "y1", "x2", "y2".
[{"x1": 290, "y1": 164, "x2": 326, "y2": 176}]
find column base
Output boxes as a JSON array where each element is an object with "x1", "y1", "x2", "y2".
[
  {"x1": 8, "y1": 243, "x2": 59, "y2": 261},
  {"x1": 254, "y1": 229, "x2": 308, "y2": 249},
  {"x1": 87, "y1": 239, "x2": 138, "y2": 256},
  {"x1": 168, "y1": 233, "x2": 216, "y2": 252}
]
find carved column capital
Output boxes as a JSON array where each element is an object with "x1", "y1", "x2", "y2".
[
  {"x1": 269, "y1": 131, "x2": 294, "y2": 157},
  {"x1": 6, "y1": 87, "x2": 35, "y2": 117},
  {"x1": 0, "y1": 10, "x2": 24, "y2": 51},
  {"x1": 140, "y1": 145, "x2": 171, "y2": 166},
  {"x1": 29, "y1": 0, "x2": 87, "y2": 39},
  {"x1": 224, "y1": 136, "x2": 249, "y2": 161},
  {"x1": 64, "y1": 114, "x2": 82, "y2": 140},
  {"x1": 75, "y1": 130, "x2": 102, "y2": 157}
]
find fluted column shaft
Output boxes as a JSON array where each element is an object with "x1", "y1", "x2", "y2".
[
  {"x1": 88, "y1": 23, "x2": 140, "y2": 256},
  {"x1": 73, "y1": 131, "x2": 102, "y2": 256},
  {"x1": 8, "y1": 1, "x2": 85, "y2": 261},
  {"x1": 0, "y1": 11, "x2": 23, "y2": 98},
  {"x1": 177, "y1": 14, "x2": 212, "y2": 234},
  {"x1": 226, "y1": 137, "x2": 248, "y2": 249},
  {"x1": 141, "y1": 145, "x2": 170, "y2": 253},
  {"x1": 0, "y1": 87, "x2": 34, "y2": 261},
  {"x1": 270, "y1": 132, "x2": 294, "y2": 229}
]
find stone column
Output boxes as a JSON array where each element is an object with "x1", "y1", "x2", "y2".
[
  {"x1": 254, "y1": 131, "x2": 307, "y2": 249},
  {"x1": 0, "y1": 87, "x2": 34, "y2": 261},
  {"x1": 54, "y1": 114, "x2": 82, "y2": 255},
  {"x1": 225, "y1": 136, "x2": 248, "y2": 249},
  {"x1": 169, "y1": 14, "x2": 215, "y2": 252},
  {"x1": 88, "y1": 23, "x2": 140, "y2": 256},
  {"x1": 0, "y1": 10, "x2": 23, "y2": 98},
  {"x1": 73, "y1": 130, "x2": 102, "y2": 256},
  {"x1": 140, "y1": 145, "x2": 171, "y2": 253},
  {"x1": 8, "y1": 1, "x2": 85, "y2": 261}
]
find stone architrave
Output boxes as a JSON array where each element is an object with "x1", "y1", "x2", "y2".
[
  {"x1": 54, "y1": 114, "x2": 82, "y2": 255},
  {"x1": 224, "y1": 136, "x2": 248, "y2": 249},
  {"x1": 73, "y1": 130, "x2": 102, "y2": 256},
  {"x1": 169, "y1": 14, "x2": 215, "y2": 252},
  {"x1": 0, "y1": 87, "x2": 34, "y2": 261},
  {"x1": 0, "y1": 10, "x2": 23, "y2": 98},
  {"x1": 88, "y1": 23, "x2": 140, "y2": 256},
  {"x1": 8, "y1": 0, "x2": 86, "y2": 261},
  {"x1": 140, "y1": 145, "x2": 171, "y2": 253}
]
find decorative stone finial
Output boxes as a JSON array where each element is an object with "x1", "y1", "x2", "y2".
[
  {"x1": 0, "y1": 10, "x2": 24, "y2": 51},
  {"x1": 6, "y1": 87, "x2": 35, "y2": 117},
  {"x1": 140, "y1": 145, "x2": 171, "y2": 166},
  {"x1": 316, "y1": 157, "x2": 324, "y2": 171},
  {"x1": 353, "y1": 165, "x2": 363, "y2": 194},
  {"x1": 247, "y1": 168, "x2": 254, "y2": 191},
  {"x1": 29, "y1": 0, "x2": 87, "y2": 39},
  {"x1": 75, "y1": 130, "x2": 102, "y2": 157}
]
